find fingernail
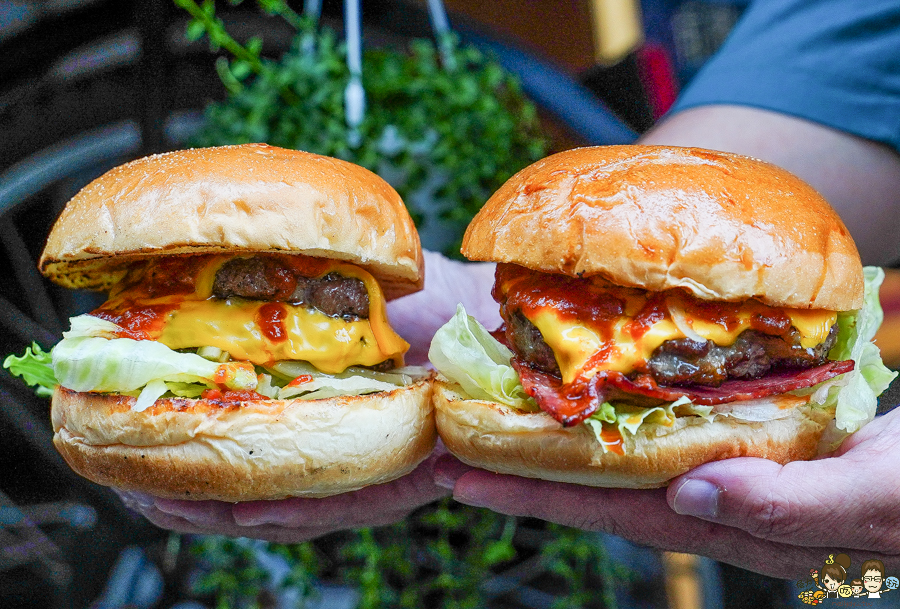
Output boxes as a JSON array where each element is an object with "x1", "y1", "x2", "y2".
[
  {"x1": 453, "y1": 491, "x2": 488, "y2": 509},
  {"x1": 115, "y1": 489, "x2": 154, "y2": 510},
  {"x1": 432, "y1": 454, "x2": 473, "y2": 490},
  {"x1": 671, "y1": 479, "x2": 721, "y2": 519}
]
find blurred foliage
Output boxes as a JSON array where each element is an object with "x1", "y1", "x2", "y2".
[
  {"x1": 175, "y1": 0, "x2": 547, "y2": 255},
  {"x1": 191, "y1": 499, "x2": 628, "y2": 608},
  {"x1": 177, "y1": 1, "x2": 623, "y2": 607}
]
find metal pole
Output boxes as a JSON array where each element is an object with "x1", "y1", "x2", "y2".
[
  {"x1": 344, "y1": 0, "x2": 365, "y2": 147},
  {"x1": 426, "y1": 0, "x2": 456, "y2": 69}
]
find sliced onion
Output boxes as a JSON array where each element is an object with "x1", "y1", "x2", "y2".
[{"x1": 667, "y1": 297, "x2": 706, "y2": 343}]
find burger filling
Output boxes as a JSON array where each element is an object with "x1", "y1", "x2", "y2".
[
  {"x1": 93, "y1": 253, "x2": 408, "y2": 373},
  {"x1": 428, "y1": 266, "x2": 894, "y2": 456},
  {"x1": 493, "y1": 263, "x2": 850, "y2": 427},
  {"x1": 4, "y1": 253, "x2": 422, "y2": 410},
  {"x1": 211, "y1": 256, "x2": 371, "y2": 319},
  {"x1": 506, "y1": 310, "x2": 840, "y2": 387}
]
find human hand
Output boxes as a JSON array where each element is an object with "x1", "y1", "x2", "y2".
[
  {"x1": 388, "y1": 250, "x2": 499, "y2": 365},
  {"x1": 118, "y1": 446, "x2": 451, "y2": 543},
  {"x1": 434, "y1": 407, "x2": 900, "y2": 580}
]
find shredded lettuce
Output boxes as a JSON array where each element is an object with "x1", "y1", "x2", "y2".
[
  {"x1": 428, "y1": 304, "x2": 535, "y2": 409},
  {"x1": 3, "y1": 343, "x2": 57, "y2": 397},
  {"x1": 5, "y1": 312, "x2": 427, "y2": 406},
  {"x1": 813, "y1": 267, "x2": 897, "y2": 433},
  {"x1": 164, "y1": 381, "x2": 210, "y2": 398},
  {"x1": 134, "y1": 379, "x2": 169, "y2": 412},
  {"x1": 266, "y1": 360, "x2": 428, "y2": 400},
  {"x1": 52, "y1": 336, "x2": 257, "y2": 394},
  {"x1": 279, "y1": 376, "x2": 402, "y2": 400},
  {"x1": 585, "y1": 397, "x2": 716, "y2": 453},
  {"x1": 63, "y1": 314, "x2": 122, "y2": 339}
]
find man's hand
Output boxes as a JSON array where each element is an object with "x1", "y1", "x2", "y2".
[
  {"x1": 118, "y1": 447, "x2": 451, "y2": 543},
  {"x1": 435, "y1": 407, "x2": 900, "y2": 580},
  {"x1": 387, "y1": 250, "x2": 499, "y2": 365}
]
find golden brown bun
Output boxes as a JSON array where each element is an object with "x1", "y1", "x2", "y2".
[
  {"x1": 52, "y1": 379, "x2": 435, "y2": 501},
  {"x1": 40, "y1": 144, "x2": 422, "y2": 300},
  {"x1": 434, "y1": 379, "x2": 834, "y2": 489},
  {"x1": 463, "y1": 145, "x2": 863, "y2": 311}
]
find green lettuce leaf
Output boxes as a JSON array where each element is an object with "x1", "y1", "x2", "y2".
[
  {"x1": 52, "y1": 336, "x2": 257, "y2": 394},
  {"x1": 265, "y1": 360, "x2": 428, "y2": 400},
  {"x1": 63, "y1": 314, "x2": 122, "y2": 339},
  {"x1": 3, "y1": 343, "x2": 57, "y2": 397},
  {"x1": 584, "y1": 397, "x2": 713, "y2": 454},
  {"x1": 428, "y1": 304, "x2": 535, "y2": 409},
  {"x1": 814, "y1": 266, "x2": 898, "y2": 433}
]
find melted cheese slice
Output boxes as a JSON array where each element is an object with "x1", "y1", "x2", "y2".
[
  {"x1": 526, "y1": 294, "x2": 837, "y2": 385},
  {"x1": 102, "y1": 257, "x2": 408, "y2": 373}
]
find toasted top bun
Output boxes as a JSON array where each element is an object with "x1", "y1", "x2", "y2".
[
  {"x1": 433, "y1": 379, "x2": 834, "y2": 489},
  {"x1": 462, "y1": 145, "x2": 863, "y2": 311},
  {"x1": 40, "y1": 144, "x2": 423, "y2": 300},
  {"x1": 52, "y1": 378, "x2": 435, "y2": 501}
]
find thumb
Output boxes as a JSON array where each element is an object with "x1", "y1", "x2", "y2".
[{"x1": 667, "y1": 456, "x2": 899, "y2": 552}]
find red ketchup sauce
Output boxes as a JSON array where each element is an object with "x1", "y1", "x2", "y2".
[
  {"x1": 92, "y1": 303, "x2": 178, "y2": 340},
  {"x1": 623, "y1": 295, "x2": 667, "y2": 341},
  {"x1": 278, "y1": 254, "x2": 334, "y2": 285},
  {"x1": 286, "y1": 374, "x2": 314, "y2": 387},
  {"x1": 201, "y1": 389, "x2": 269, "y2": 401},
  {"x1": 133, "y1": 255, "x2": 215, "y2": 298},
  {"x1": 599, "y1": 425, "x2": 625, "y2": 455},
  {"x1": 256, "y1": 302, "x2": 288, "y2": 342},
  {"x1": 495, "y1": 264, "x2": 625, "y2": 326}
]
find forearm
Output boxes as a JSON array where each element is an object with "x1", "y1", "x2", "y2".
[{"x1": 640, "y1": 105, "x2": 900, "y2": 266}]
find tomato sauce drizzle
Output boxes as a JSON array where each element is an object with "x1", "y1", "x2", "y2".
[
  {"x1": 286, "y1": 374, "x2": 314, "y2": 387},
  {"x1": 92, "y1": 303, "x2": 178, "y2": 340},
  {"x1": 256, "y1": 302, "x2": 288, "y2": 342},
  {"x1": 277, "y1": 253, "x2": 334, "y2": 281},
  {"x1": 496, "y1": 264, "x2": 625, "y2": 326},
  {"x1": 201, "y1": 388, "x2": 269, "y2": 401},
  {"x1": 624, "y1": 294, "x2": 667, "y2": 341},
  {"x1": 599, "y1": 425, "x2": 625, "y2": 455},
  {"x1": 130, "y1": 255, "x2": 215, "y2": 298}
]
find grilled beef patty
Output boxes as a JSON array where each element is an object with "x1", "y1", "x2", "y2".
[
  {"x1": 646, "y1": 326, "x2": 839, "y2": 386},
  {"x1": 500, "y1": 304, "x2": 838, "y2": 387},
  {"x1": 213, "y1": 257, "x2": 370, "y2": 319}
]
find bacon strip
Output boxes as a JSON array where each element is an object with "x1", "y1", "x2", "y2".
[
  {"x1": 513, "y1": 361, "x2": 605, "y2": 426},
  {"x1": 514, "y1": 358, "x2": 855, "y2": 427}
]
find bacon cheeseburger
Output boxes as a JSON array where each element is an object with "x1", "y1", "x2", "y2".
[
  {"x1": 429, "y1": 145, "x2": 896, "y2": 489},
  {"x1": 5, "y1": 144, "x2": 435, "y2": 501}
]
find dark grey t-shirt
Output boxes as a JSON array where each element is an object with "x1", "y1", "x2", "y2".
[{"x1": 672, "y1": 0, "x2": 900, "y2": 152}]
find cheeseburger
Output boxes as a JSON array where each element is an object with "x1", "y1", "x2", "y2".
[
  {"x1": 5, "y1": 143, "x2": 435, "y2": 501},
  {"x1": 429, "y1": 145, "x2": 895, "y2": 489}
]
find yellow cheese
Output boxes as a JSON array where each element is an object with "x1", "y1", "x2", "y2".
[
  {"x1": 526, "y1": 292, "x2": 836, "y2": 385},
  {"x1": 101, "y1": 257, "x2": 408, "y2": 372},
  {"x1": 158, "y1": 298, "x2": 405, "y2": 373},
  {"x1": 785, "y1": 309, "x2": 839, "y2": 349}
]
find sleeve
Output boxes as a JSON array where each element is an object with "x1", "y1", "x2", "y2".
[{"x1": 670, "y1": 0, "x2": 900, "y2": 152}]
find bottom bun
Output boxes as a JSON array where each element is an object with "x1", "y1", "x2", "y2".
[
  {"x1": 434, "y1": 379, "x2": 835, "y2": 489},
  {"x1": 52, "y1": 378, "x2": 435, "y2": 501}
]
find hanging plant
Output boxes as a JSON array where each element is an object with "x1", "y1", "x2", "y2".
[{"x1": 176, "y1": 0, "x2": 547, "y2": 254}]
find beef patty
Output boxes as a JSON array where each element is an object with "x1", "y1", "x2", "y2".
[
  {"x1": 212, "y1": 256, "x2": 370, "y2": 319},
  {"x1": 500, "y1": 304, "x2": 839, "y2": 387}
]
